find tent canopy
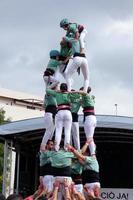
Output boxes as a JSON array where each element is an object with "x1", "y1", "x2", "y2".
[{"x1": 0, "y1": 115, "x2": 133, "y2": 137}]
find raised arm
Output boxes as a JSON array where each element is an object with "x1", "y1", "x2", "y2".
[
  {"x1": 71, "y1": 183, "x2": 85, "y2": 200},
  {"x1": 48, "y1": 180, "x2": 60, "y2": 200},
  {"x1": 63, "y1": 179, "x2": 72, "y2": 200},
  {"x1": 67, "y1": 144, "x2": 86, "y2": 162},
  {"x1": 80, "y1": 142, "x2": 88, "y2": 154}
]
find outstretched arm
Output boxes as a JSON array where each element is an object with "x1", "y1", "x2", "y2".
[
  {"x1": 48, "y1": 180, "x2": 60, "y2": 200},
  {"x1": 63, "y1": 179, "x2": 72, "y2": 200},
  {"x1": 70, "y1": 90, "x2": 87, "y2": 95},
  {"x1": 80, "y1": 142, "x2": 89, "y2": 154},
  {"x1": 71, "y1": 183, "x2": 85, "y2": 200},
  {"x1": 67, "y1": 144, "x2": 86, "y2": 162}
]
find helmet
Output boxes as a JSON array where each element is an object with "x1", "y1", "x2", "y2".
[
  {"x1": 49, "y1": 50, "x2": 60, "y2": 58},
  {"x1": 60, "y1": 18, "x2": 69, "y2": 27}
]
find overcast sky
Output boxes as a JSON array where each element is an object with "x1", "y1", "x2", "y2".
[{"x1": 0, "y1": 0, "x2": 133, "y2": 116}]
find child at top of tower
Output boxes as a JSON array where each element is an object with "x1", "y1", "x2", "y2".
[{"x1": 60, "y1": 18, "x2": 87, "y2": 54}]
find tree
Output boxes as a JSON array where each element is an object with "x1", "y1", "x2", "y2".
[{"x1": 0, "y1": 108, "x2": 11, "y2": 192}]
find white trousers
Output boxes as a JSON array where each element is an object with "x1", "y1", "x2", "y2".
[
  {"x1": 64, "y1": 56, "x2": 89, "y2": 92},
  {"x1": 43, "y1": 69, "x2": 60, "y2": 89},
  {"x1": 85, "y1": 182, "x2": 101, "y2": 190},
  {"x1": 55, "y1": 177, "x2": 72, "y2": 200},
  {"x1": 41, "y1": 113, "x2": 55, "y2": 146},
  {"x1": 43, "y1": 175, "x2": 54, "y2": 193},
  {"x1": 71, "y1": 122, "x2": 80, "y2": 150},
  {"x1": 84, "y1": 182, "x2": 100, "y2": 198},
  {"x1": 84, "y1": 115, "x2": 97, "y2": 155},
  {"x1": 75, "y1": 184, "x2": 83, "y2": 194},
  {"x1": 79, "y1": 28, "x2": 87, "y2": 49},
  {"x1": 55, "y1": 110, "x2": 72, "y2": 151}
]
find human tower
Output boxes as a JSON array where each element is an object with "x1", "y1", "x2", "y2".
[{"x1": 25, "y1": 19, "x2": 102, "y2": 200}]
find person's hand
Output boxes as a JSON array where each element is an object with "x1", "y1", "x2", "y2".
[
  {"x1": 53, "y1": 180, "x2": 60, "y2": 188},
  {"x1": 84, "y1": 186, "x2": 95, "y2": 198},
  {"x1": 40, "y1": 145, "x2": 46, "y2": 152},
  {"x1": 71, "y1": 182, "x2": 77, "y2": 193},
  {"x1": 64, "y1": 178, "x2": 69, "y2": 188},
  {"x1": 66, "y1": 144, "x2": 75, "y2": 152}
]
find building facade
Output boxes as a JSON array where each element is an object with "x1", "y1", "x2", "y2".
[{"x1": 0, "y1": 87, "x2": 44, "y2": 121}]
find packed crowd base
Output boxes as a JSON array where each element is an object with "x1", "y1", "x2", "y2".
[
  {"x1": 2, "y1": 19, "x2": 103, "y2": 200},
  {"x1": 30, "y1": 141, "x2": 102, "y2": 200}
]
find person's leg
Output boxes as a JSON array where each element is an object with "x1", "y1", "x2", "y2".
[
  {"x1": 55, "y1": 111, "x2": 64, "y2": 151},
  {"x1": 64, "y1": 58, "x2": 79, "y2": 91},
  {"x1": 63, "y1": 110, "x2": 72, "y2": 149},
  {"x1": 84, "y1": 115, "x2": 97, "y2": 155},
  {"x1": 48, "y1": 69, "x2": 60, "y2": 89},
  {"x1": 43, "y1": 75, "x2": 49, "y2": 87},
  {"x1": 80, "y1": 57, "x2": 89, "y2": 92},
  {"x1": 79, "y1": 28, "x2": 87, "y2": 53},
  {"x1": 71, "y1": 122, "x2": 80, "y2": 150},
  {"x1": 40, "y1": 113, "x2": 55, "y2": 150},
  {"x1": 65, "y1": 56, "x2": 89, "y2": 92}
]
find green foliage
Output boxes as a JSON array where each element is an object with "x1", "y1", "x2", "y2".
[
  {"x1": 0, "y1": 108, "x2": 11, "y2": 192},
  {"x1": 0, "y1": 108, "x2": 11, "y2": 124}
]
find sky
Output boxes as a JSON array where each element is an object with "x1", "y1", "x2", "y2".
[{"x1": 0, "y1": 0, "x2": 133, "y2": 116}]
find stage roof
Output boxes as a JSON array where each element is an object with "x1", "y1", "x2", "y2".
[{"x1": 0, "y1": 115, "x2": 133, "y2": 137}]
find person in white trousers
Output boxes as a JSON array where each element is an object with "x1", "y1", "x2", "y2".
[
  {"x1": 70, "y1": 92, "x2": 81, "y2": 150},
  {"x1": 60, "y1": 18, "x2": 87, "y2": 54},
  {"x1": 46, "y1": 83, "x2": 73, "y2": 151},
  {"x1": 67, "y1": 144, "x2": 101, "y2": 199},
  {"x1": 79, "y1": 87, "x2": 96, "y2": 156},
  {"x1": 40, "y1": 140, "x2": 54, "y2": 193},
  {"x1": 43, "y1": 50, "x2": 61, "y2": 89},
  {"x1": 60, "y1": 19, "x2": 89, "y2": 92},
  {"x1": 40, "y1": 90, "x2": 57, "y2": 151},
  {"x1": 64, "y1": 54, "x2": 89, "y2": 92}
]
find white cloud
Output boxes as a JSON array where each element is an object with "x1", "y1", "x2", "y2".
[{"x1": 103, "y1": 18, "x2": 133, "y2": 40}]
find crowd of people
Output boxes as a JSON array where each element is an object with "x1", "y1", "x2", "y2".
[{"x1": 1, "y1": 19, "x2": 103, "y2": 200}]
